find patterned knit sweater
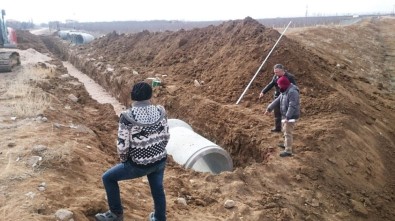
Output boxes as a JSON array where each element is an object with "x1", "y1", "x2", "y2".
[{"x1": 117, "y1": 100, "x2": 170, "y2": 166}]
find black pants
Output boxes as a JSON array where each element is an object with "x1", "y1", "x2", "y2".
[{"x1": 273, "y1": 99, "x2": 282, "y2": 130}]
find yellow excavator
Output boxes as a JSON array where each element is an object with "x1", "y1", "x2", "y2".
[{"x1": 0, "y1": 9, "x2": 20, "y2": 72}]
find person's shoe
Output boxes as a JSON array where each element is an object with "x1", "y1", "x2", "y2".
[
  {"x1": 277, "y1": 144, "x2": 285, "y2": 149},
  {"x1": 270, "y1": 128, "x2": 281, "y2": 133},
  {"x1": 95, "y1": 210, "x2": 123, "y2": 221},
  {"x1": 279, "y1": 151, "x2": 293, "y2": 157},
  {"x1": 148, "y1": 212, "x2": 156, "y2": 221}
]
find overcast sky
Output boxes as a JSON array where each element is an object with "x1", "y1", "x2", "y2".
[{"x1": 2, "y1": 0, "x2": 394, "y2": 23}]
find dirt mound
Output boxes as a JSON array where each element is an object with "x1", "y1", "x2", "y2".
[
  {"x1": 16, "y1": 30, "x2": 50, "y2": 54},
  {"x1": 78, "y1": 17, "x2": 334, "y2": 106},
  {"x1": 64, "y1": 17, "x2": 352, "y2": 166},
  {"x1": 62, "y1": 17, "x2": 395, "y2": 220},
  {"x1": 1, "y1": 17, "x2": 394, "y2": 221}
]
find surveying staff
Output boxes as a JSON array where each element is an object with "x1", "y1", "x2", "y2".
[{"x1": 259, "y1": 64, "x2": 296, "y2": 132}]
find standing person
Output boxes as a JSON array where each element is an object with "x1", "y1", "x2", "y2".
[
  {"x1": 264, "y1": 76, "x2": 300, "y2": 157},
  {"x1": 95, "y1": 81, "x2": 170, "y2": 221},
  {"x1": 259, "y1": 64, "x2": 296, "y2": 132}
]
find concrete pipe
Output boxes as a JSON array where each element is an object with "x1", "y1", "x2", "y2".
[
  {"x1": 168, "y1": 118, "x2": 193, "y2": 130},
  {"x1": 58, "y1": 30, "x2": 71, "y2": 40},
  {"x1": 74, "y1": 33, "x2": 95, "y2": 44},
  {"x1": 167, "y1": 119, "x2": 233, "y2": 174},
  {"x1": 69, "y1": 32, "x2": 94, "y2": 45}
]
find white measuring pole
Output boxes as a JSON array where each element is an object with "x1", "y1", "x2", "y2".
[{"x1": 236, "y1": 21, "x2": 292, "y2": 105}]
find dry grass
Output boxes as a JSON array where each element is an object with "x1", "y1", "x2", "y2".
[
  {"x1": 3, "y1": 66, "x2": 54, "y2": 117},
  {"x1": 10, "y1": 90, "x2": 50, "y2": 117},
  {"x1": 38, "y1": 143, "x2": 73, "y2": 169}
]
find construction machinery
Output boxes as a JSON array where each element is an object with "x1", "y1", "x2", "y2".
[{"x1": 0, "y1": 9, "x2": 20, "y2": 72}]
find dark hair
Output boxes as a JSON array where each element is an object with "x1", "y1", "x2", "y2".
[
  {"x1": 131, "y1": 82, "x2": 152, "y2": 101},
  {"x1": 274, "y1": 64, "x2": 285, "y2": 70}
]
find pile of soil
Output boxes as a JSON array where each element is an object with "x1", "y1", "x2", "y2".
[{"x1": 0, "y1": 16, "x2": 394, "y2": 221}]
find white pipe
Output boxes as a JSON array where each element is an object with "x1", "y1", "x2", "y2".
[
  {"x1": 236, "y1": 20, "x2": 292, "y2": 105},
  {"x1": 75, "y1": 33, "x2": 95, "y2": 44},
  {"x1": 168, "y1": 118, "x2": 193, "y2": 130},
  {"x1": 167, "y1": 119, "x2": 233, "y2": 174},
  {"x1": 70, "y1": 32, "x2": 95, "y2": 44},
  {"x1": 58, "y1": 31, "x2": 94, "y2": 44},
  {"x1": 58, "y1": 30, "x2": 70, "y2": 40}
]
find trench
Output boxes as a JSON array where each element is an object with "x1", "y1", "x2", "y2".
[
  {"x1": 63, "y1": 61, "x2": 125, "y2": 116},
  {"x1": 64, "y1": 61, "x2": 233, "y2": 174},
  {"x1": 41, "y1": 35, "x2": 266, "y2": 171},
  {"x1": 41, "y1": 38, "x2": 234, "y2": 174}
]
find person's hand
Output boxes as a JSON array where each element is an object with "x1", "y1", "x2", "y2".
[
  {"x1": 264, "y1": 110, "x2": 270, "y2": 116},
  {"x1": 259, "y1": 92, "x2": 264, "y2": 99}
]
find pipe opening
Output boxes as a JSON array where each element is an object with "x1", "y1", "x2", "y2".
[{"x1": 167, "y1": 119, "x2": 233, "y2": 174}]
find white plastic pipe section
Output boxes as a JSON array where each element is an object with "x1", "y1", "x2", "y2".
[{"x1": 167, "y1": 119, "x2": 233, "y2": 174}]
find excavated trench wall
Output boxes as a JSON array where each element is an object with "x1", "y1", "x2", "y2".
[
  {"x1": 42, "y1": 36, "x2": 132, "y2": 105},
  {"x1": 42, "y1": 35, "x2": 272, "y2": 168}
]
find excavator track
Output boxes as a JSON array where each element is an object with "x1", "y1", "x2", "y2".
[{"x1": 0, "y1": 51, "x2": 20, "y2": 72}]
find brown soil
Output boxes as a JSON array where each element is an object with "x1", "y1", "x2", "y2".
[{"x1": 1, "y1": 16, "x2": 394, "y2": 221}]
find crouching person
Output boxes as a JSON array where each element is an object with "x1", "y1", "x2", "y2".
[
  {"x1": 95, "y1": 81, "x2": 170, "y2": 221},
  {"x1": 264, "y1": 76, "x2": 300, "y2": 157}
]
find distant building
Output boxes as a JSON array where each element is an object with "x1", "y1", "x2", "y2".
[{"x1": 65, "y1": 19, "x2": 78, "y2": 24}]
